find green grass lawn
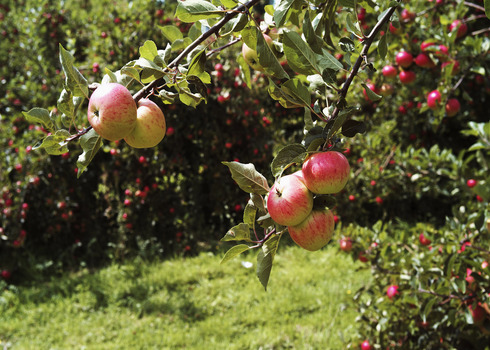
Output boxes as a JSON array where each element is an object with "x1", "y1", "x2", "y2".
[{"x1": 0, "y1": 244, "x2": 370, "y2": 349}]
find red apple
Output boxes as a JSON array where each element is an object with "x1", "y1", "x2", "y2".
[
  {"x1": 87, "y1": 83, "x2": 137, "y2": 141},
  {"x1": 395, "y1": 51, "x2": 413, "y2": 68},
  {"x1": 401, "y1": 9, "x2": 415, "y2": 22},
  {"x1": 288, "y1": 208, "x2": 335, "y2": 251},
  {"x1": 339, "y1": 237, "x2": 353, "y2": 252},
  {"x1": 419, "y1": 232, "x2": 431, "y2": 246},
  {"x1": 242, "y1": 34, "x2": 273, "y2": 71},
  {"x1": 414, "y1": 53, "x2": 435, "y2": 68},
  {"x1": 449, "y1": 19, "x2": 467, "y2": 38},
  {"x1": 1, "y1": 270, "x2": 11, "y2": 280},
  {"x1": 302, "y1": 151, "x2": 350, "y2": 194},
  {"x1": 427, "y1": 90, "x2": 442, "y2": 109},
  {"x1": 382, "y1": 65, "x2": 398, "y2": 79},
  {"x1": 435, "y1": 45, "x2": 449, "y2": 60},
  {"x1": 469, "y1": 303, "x2": 486, "y2": 325},
  {"x1": 124, "y1": 99, "x2": 166, "y2": 148},
  {"x1": 467, "y1": 179, "x2": 477, "y2": 188},
  {"x1": 420, "y1": 40, "x2": 435, "y2": 52},
  {"x1": 361, "y1": 340, "x2": 372, "y2": 350},
  {"x1": 267, "y1": 171, "x2": 314, "y2": 226},
  {"x1": 386, "y1": 285, "x2": 399, "y2": 299},
  {"x1": 445, "y1": 98, "x2": 460, "y2": 117},
  {"x1": 399, "y1": 70, "x2": 416, "y2": 84},
  {"x1": 441, "y1": 60, "x2": 460, "y2": 75}
]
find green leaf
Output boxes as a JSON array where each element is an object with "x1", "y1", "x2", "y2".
[
  {"x1": 220, "y1": 244, "x2": 251, "y2": 264},
  {"x1": 237, "y1": 54, "x2": 252, "y2": 89},
  {"x1": 326, "y1": 106, "x2": 360, "y2": 140},
  {"x1": 274, "y1": 0, "x2": 296, "y2": 28},
  {"x1": 77, "y1": 128, "x2": 102, "y2": 177},
  {"x1": 267, "y1": 79, "x2": 304, "y2": 109},
  {"x1": 304, "y1": 106, "x2": 314, "y2": 132},
  {"x1": 139, "y1": 40, "x2": 159, "y2": 61},
  {"x1": 188, "y1": 49, "x2": 211, "y2": 84},
  {"x1": 219, "y1": 13, "x2": 248, "y2": 37},
  {"x1": 135, "y1": 58, "x2": 165, "y2": 83},
  {"x1": 378, "y1": 33, "x2": 388, "y2": 59},
  {"x1": 221, "y1": 223, "x2": 252, "y2": 242},
  {"x1": 22, "y1": 108, "x2": 54, "y2": 131},
  {"x1": 175, "y1": 0, "x2": 223, "y2": 23},
  {"x1": 270, "y1": 143, "x2": 307, "y2": 178},
  {"x1": 320, "y1": 0, "x2": 338, "y2": 47},
  {"x1": 36, "y1": 129, "x2": 71, "y2": 155},
  {"x1": 176, "y1": 81, "x2": 206, "y2": 108},
  {"x1": 341, "y1": 119, "x2": 366, "y2": 137},
  {"x1": 421, "y1": 297, "x2": 436, "y2": 320},
  {"x1": 222, "y1": 161, "x2": 270, "y2": 195},
  {"x1": 220, "y1": 0, "x2": 238, "y2": 9},
  {"x1": 303, "y1": 12, "x2": 323, "y2": 54},
  {"x1": 283, "y1": 30, "x2": 320, "y2": 75},
  {"x1": 257, "y1": 233, "x2": 281, "y2": 291},
  {"x1": 346, "y1": 13, "x2": 363, "y2": 38},
  {"x1": 361, "y1": 83, "x2": 382, "y2": 102},
  {"x1": 243, "y1": 202, "x2": 258, "y2": 227},
  {"x1": 313, "y1": 195, "x2": 337, "y2": 210},
  {"x1": 281, "y1": 78, "x2": 312, "y2": 108},
  {"x1": 485, "y1": 0, "x2": 490, "y2": 19},
  {"x1": 159, "y1": 25, "x2": 184, "y2": 42},
  {"x1": 339, "y1": 37, "x2": 355, "y2": 53},
  {"x1": 59, "y1": 44, "x2": 89, "y2": 98},
  {"x1": 317, "y1": 48, "x2": 344, "y2": 72}
]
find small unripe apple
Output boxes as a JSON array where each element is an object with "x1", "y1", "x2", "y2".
[
  {"x1": 427, "y1": 90, "x2": 442, "y2": 109},
  {"x1": 302, "y1": 151, "x2": 350, "y2": 194},
  {"x1": 242, "y1": 34, "x2": 273, "y2": 72},
  {"x1": 267, "y1": 171, "x2": 314, "y2": 227},
  {"x1": 414, "y1": 53, "x2": 435, "y2": 68},
  {"x1": 445, "y1": 98, "x2": 460, "y2": 117},
  {"x1": 395, "y1": 51, "x2": 413, "y2": 68},
  {"x1": 124, "y1": 99, "x2": 166, "y2": 148},
  {"x1": 382, "y1": 65, "x2": 398, "y2": 79},
  {"x1": 87, "y1": 83, "x2": 137, "y2": 141},
  {"x1": 399, "y1": 70, "x2": 416, "y2": 84},
  {"x1": 288, "y1": 208, "x2": 335, "y2": 251},
  {"x1": 386, "y1": 285, "x2": 399, "y2": 299}
]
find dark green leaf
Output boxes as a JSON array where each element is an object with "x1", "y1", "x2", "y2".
[
  {"x1": 271, "y1": 143, "x2": 307, "y2": 177},
  {"x1": 378, "y1": 33, "x2": 387, "y2": 59},
  {"x1": 220, "y1": 244, "x2": 251, "y2": 264},
  {"x1": 274, "y1": 0, "x2": 296, "y2": 27},
  {"x1": 281, "y1": 78, "x2": 312, "y2": 107},
  {"x1": 221, "y1": 223, "x2": 252, "y2": 242},
  {"x1": 77, "y1": 128, "x2": 102, "y2": 177},
  {"x1": 175, "y1": 0, "x2": 223, "y2": 23},
  {"x1": 36, "y1": 129, "x2": 71, "y2": 155},
  {"x1": 485, "y1": 0, "x2": 490, "y2": 19},
  {"x1": 22, "y1": 108, "x2": 54, "y2": 131},
  {"x1": 326, "y1": 106, "x2": 360, "y2": 140},
  {"x1": 257, "y1": 234, "x2": 281, "y2": 290},
  {"x1": 222, "y1": 161, "x2": 270, "y2": 195},
  {"x1": 317, "y1": 49, "x2": 343, "y2": 72},
  {"x1": 267, "y1": 79, "x2": 304, "y2": 108},
  {"x1": 59, "y1": 44, "x2": 89, "y2": 98},
  {"x1": 339, "y1": 37, "x2": 355, "y2": 52},
  {"x1": 283, "y1": 30, "x2": 320, "y2": 75},
  {"x1": 313, "y1": 195, "x2": 337, "y2": 209},
  {"x1": 303, "y1": 11, "x2": 323, "y2": 54},
  {"x1": 361, "y1": 83, "x2": 382, "y2": 102},
  {"x1": 341, "y1": 119, "x2": 366, "y2": 137},
  {"x1": 320, "y1": 0, "x2": 338, "y2": 47}
]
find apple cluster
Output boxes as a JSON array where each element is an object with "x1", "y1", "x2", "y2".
[
  {"x1": 87, "y1": 83, "x2": 166, "y2": 148},
  {"x1": 266, "y1": 151, "x2": 350, "y2": 251}
]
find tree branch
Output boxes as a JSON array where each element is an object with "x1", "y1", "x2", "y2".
[{"x1": 132, "y1": 0, "x2": 261, "y2": 103}]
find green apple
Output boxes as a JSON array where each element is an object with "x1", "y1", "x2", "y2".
[
  {"x1": 288, "y1": 208, "x2": 335, "y2": 251},
  {"x1": 124, "y1": 99, "x2": 166, "y2": 148},
  {"x1": 87, "y1": 83, "x2": 137, "y2": 141},
  {"x1": 242, "y1": 34, "x2": 273, "y2": 72}
]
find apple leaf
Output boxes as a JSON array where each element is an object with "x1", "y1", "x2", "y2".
[
  {"x1": 485, "y1": 0, "x2": 490, "y2": 19},
  {"x1": 175, "y1": 0, "x2": 223, "y2": 23},
  {"x1": 220, "y1": 0, "x2": 238, "y2": 9},
  {"x1": 237, "y1": 54, "x2": 252, "y2": 89},
  {"x1": 220, "y1": 244, "x2": 251, "y2": 264},
  {"x1": 283, "y1": 29, "x2": 321, "y2": 75},
  {"x1": 303, "y1": 11, "x2": 324, "y2": 54},
  {"x1": 361, "y1": 83, "x2": 382, "y2": 102},
  {"x1": 222, "y1": 161, "x2": 270, "y2": 195},
  {"x1": 219, "y1": 13, "x2": 248, "y2": 37},
  {"x1": 34, "y1": 129, "x2": 71, "y2": 155},
  {"x1": 378, "y1": 33, "x2": 388, "y2": 60},
  {"x1": 281, "y1": 78, "x2": 312, "y2": 109},
  {"x1": 22, "y1": 108, "x2": 54, "y2": 132},
  {"x1": 243, "y1": 202, "x2": 257, "y2": 227},
  {"x1": 267, "y1": 79, "x2": 304, "y2": 109},
  {"x1": 270, "y1": 143, "x2": 307, "y2": 178},
  {"x1": 341, "y1": 119, "x2": 366, "y2": 137},
  {"x1": 59, "y1": 44, "x2": 89, "y2": 99},
  {"x1": 159, "y1": 25, "x2": 183, "y2": 42},
  {"x1": 188, "y1": 49, "x2": 211, "y2": 84},
  {"x1": 320, "y1": 0, "x2": 338, "y2": 47},
  {"x1": 221, "y1": 223, "x2": 253, "y2": 242},
  {"x1": 325, "y1": 106, "x2": 360, "y2": 140},
  {"x1": 273, "y1": 0, "x2": 296, "y2": 28},
  {"x1": 257, "y1": 233, "x2": 281, "y2": 291},
  {"x1": 77, "y1": 128, "x2": 102, "y2": 177}
]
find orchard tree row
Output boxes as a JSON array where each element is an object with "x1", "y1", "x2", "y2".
[{"x1": 2, "y1": 0, "x2": 490, "y2": 348}]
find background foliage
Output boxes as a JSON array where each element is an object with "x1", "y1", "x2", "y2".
[{"x1": 1, "y1": 0, "x2": 489, "y2": 349}]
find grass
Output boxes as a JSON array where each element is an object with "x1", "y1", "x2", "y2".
[{"x1": 0, "y1": 244, "x2": 370, "y2": 349}]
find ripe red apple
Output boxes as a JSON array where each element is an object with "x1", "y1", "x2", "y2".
[
  {"x1": 382, "y1": 65, "x2": 398, "y2": 79},
  {"x1": 441, "y1": 60, "x2": 460, "y2": 75},
  {"x1": 435, "y1": 45, "x2": 449, "y2": 60},
  {"x1": 445, "y1": 98, "x2": 460, "y2": 117},
  {"x1": 288, "y1": 208, "x2": 335, "y2": 251},
  {"x1": 401, "y1": 9, "x2": 415, "y2": 22},
  {"x1": 87, "y1": 83, "x2": 137, "y2": 141},
  {"x1": 395, "y1": 51, "x2": 413, "y2": 68},
  {"x1": 414, "y1": 53, "x2": 435, "y2": 68},
  {"x1": 469, "y1": 303, "x2": 486, "y2": 325},
  {"x1": 124, "y1": 99, "x2": 166, "y2": 148},
  {"x1": 399, "y1": 70, "x2": 416, "y2": 84},
  {"x1": 267, "y1": 171, "x2": 314, "y2": 226},
  {"x1": 242, "y1": 34, "x2": 273, "y2": 71},
  {"x1": 361, "y1": 340, "x2": 372, "y2": 350},
  {"x1": 427, "y1": 90, "x2": 442, "y2": 109},
  {"x1": 302, "y1": 151, "x2": 350, "y2": 194},
  {"x1": 449, "y1": 19, "x2": 468, "y2": 38},
  {"x1": 419, "y1": 232, "x2": 431, "y2": 246},
  {"x1": 1, "y1": 269, "x2": 11, "y2": 280},
  {"x1": 386, "y1": 285, "x2": 399, "y2": 299},
  {"x1": 467, "y1": 179, "x2": 477, "y2": 188},
  {"x1": 339, "y1": 237, "x2": 353, "y2": 252}
]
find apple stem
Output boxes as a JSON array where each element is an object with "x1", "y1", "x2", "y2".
[{"x1": 64, "y1": 126, "x2": 93, "y2": 142}]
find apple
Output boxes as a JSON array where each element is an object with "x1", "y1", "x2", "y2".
[
  {"x1": 361, "y1": 340, "x2": 372, "y2": 350},
  {"x1": 467, "y1": 179, "x2": 477, "y2": 188},
  {"x1": 435, "y1": 44, "x2": 449, "y2": 60},
  {"x1": 469, "y1": 303, "x2": 486, "y2": 325},
  {"x1": 302, "y1": 151, "x2": 350, "y2": 194},
  {"x1": 1, "y1": 269, "x2": 11, "y2": 280},
  {"x1": 395, "y1": 51, "x2": 413, "y2": 68},
  {"x1": 363, "y1": 83, "x2": 380, "y2": 101},
  {"x1": 379, "y1": 83, "x2": 394, "y2": 96},
  {"x1": 382, "y1": 65, "x2": 398, "y2": 79},
  {"x1": 401, "y1": 9, "x2": 415, "y2": 22},
  {"x1": 399, "y1": 70, "x2": 416, "y2": 84},
  {"x1": 414, "y1": 53, "x2": 435, "y2": 68},
  {"x1": 427, "y1": 90, "x2": 442, "y2": 109},
  {"x1": 386, "y1": 285, "x2": 399, "y2": 299},
  {"x1": 445, "y1": 98, "x2": 460, "y2": 117},
  {"x1": 339, "y1": 237, "x2": 353, "y2": 252},
  {"x1": 87, "y1": 83, "x2": 137, "y2": 141},
  {"x1": 449, "y1": 19, "x2": 468, "y2": 38},
  {"x1": 242, "y1": 34, "x2": 273, "y2": 71},
  {"x1": 420, "y1": 40, "x2": 435, "y2": 52},
  {"x1": 419, "y1": 232, "x2": 431, "y2": 246},
  {"x1": 124, "y1": 99, "x2": 166, "y2": 148},
  {"x1": 441, "y1": 60, "x2": 460, "y2": 75},
  {"x1": 288, "y1": 208, "x2": 335, "y2": 251},
  {"x1": 267, "y1": 171, "x2": 314, "y2": 226}
]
